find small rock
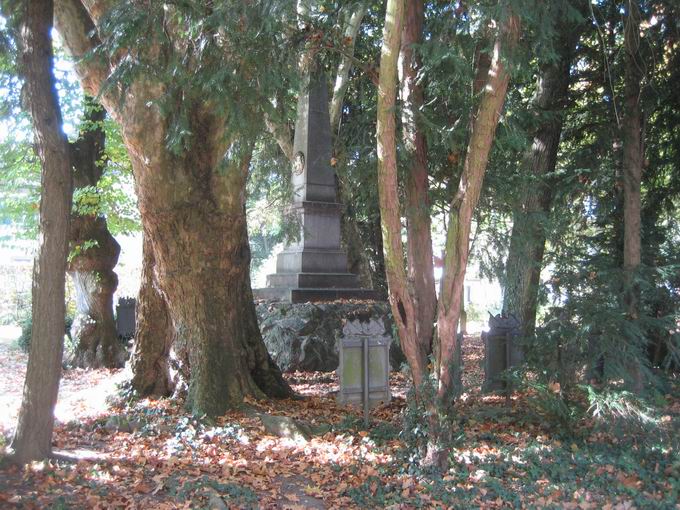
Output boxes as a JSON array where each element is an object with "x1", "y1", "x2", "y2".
[
  {"x1": 260, "y1": 414, "x2": 311, "y2": 442},
  {"x1": 104, "y1": 415, "x2": 141, "y2": 433}
]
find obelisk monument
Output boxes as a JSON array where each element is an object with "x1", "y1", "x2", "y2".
[{"x1": 256, "y1": 73, "x2": 377, "y2": 303}]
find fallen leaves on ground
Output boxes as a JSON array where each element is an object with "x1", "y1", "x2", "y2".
[{"x1": 0, "y1": 336, "x2": 678, "y2": 509}]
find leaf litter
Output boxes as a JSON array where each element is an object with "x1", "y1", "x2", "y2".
[{"x1": 0, "y1": 336, "x2": 677, "y2": 508}]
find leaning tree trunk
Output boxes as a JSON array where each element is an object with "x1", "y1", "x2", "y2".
[
  {"x1": 11, "y1": 0, "x2": 73, "y2": 463},
  {"x1": 130, "y1": 232, "x2": 174, "y2": 397},
  {"x1": 68, "y1": 99, "x2": 124, "y2": 368},
  {"x1": 502, "y1": 4, "x2": 585, "y2": 340},
  {"x1": 622, "y1": 0, "x2": 644, "y2": 391},
  {"x1": 428, "y1": 15, "x2": 519, "y2": 469},
  {"x1": 399, "y1": 0, "x2": 437, "y2": 354}
]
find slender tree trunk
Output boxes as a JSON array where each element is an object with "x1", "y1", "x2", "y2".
[
  {"x1": 502, "y1": 6, "x2": 584, "y2": 340},
  {"x1": 377, "y1": 0, "x2": 430, "y2": 390},
  {"x1": 68, "y1": 99, "x2": 124, "y2": 368},
  {"x1": 329, "y1": 2, "x2": 368, "y2": 132},
  {"x1": 338, "y1": 178, "x2": 375, "y2": 289},
  {"x1": 130, "y1": 232, "x2": 174, "y2": 397},
  {"x1": 436, "y1": 13, "x2": 519, "y2": 405},
  {"x1": 399, "y1": 0, "x2": 437, "y2": 354},
  {"x1": 622, "y1": 0, "x2": 644, "y2": 390},
  {"x1": 11, "y1": 0, "x2": 73, "y2": 463}
]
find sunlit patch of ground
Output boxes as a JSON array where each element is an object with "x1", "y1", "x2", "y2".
[
  {"x1": 0, "y1": 338, "x2": 127, "y2": 437},
  {"x1": 0, "y1": 334, "x2": 678, "y2": 509}
]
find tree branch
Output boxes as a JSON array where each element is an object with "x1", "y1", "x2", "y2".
[
  {"x1": 329, "y1": 1, "x2": 367, "y2": 132},
  {"x1": 54, "y1": 0, "x2": 110, "y2": 101},
  {"x1": 264, "y1": 109, "x2": 294, "y2": 162}
]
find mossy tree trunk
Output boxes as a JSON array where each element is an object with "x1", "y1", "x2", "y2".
[
  {"x1": 56, "y1": 0, "x2": 292, "y2": 417},
  {"x1": 11, "y1": 0, "x2": 73, "y2": 463},
  {"x1": 376, "y1": 0, "x2": 431, "y2": 391}
]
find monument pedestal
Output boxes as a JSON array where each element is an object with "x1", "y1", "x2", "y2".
[{"x1": 254, "y1": 72, "x2": 377, "y2": 304}]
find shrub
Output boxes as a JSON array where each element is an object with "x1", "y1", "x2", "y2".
[{"x1": 17, "y1": 312, "x2": 74, "y2": 353}]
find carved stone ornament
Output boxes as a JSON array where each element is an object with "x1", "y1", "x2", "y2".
[{"x1": 293, "y1": 151, "x2": 305, "y2": 175}]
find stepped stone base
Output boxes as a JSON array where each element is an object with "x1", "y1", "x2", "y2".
[{"x1": 254, "y1": 287, "x2": 380, "y2": 304}]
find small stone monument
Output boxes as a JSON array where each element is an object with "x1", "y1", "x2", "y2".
[
  {"x1": 255, "y1": 72, "x2": 378, "y2": 303},
  {"x1": 115, "y1": 297, "x2": 136, "y2": 340},
  {"x1": 337, "y1": 314, "x2": 392, "y2": 424},
  {"x1": 482, "y1": 312, "x2": 523, "y2": 393}
]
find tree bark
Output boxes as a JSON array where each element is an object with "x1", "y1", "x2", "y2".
[
  {"x1": 55, "y1": 0, "x2": 292, "y2": 417},
  {"x1": 622, "y1": 0, "x2": 644, "y2": 390},
  {"x1": 128, "y1": 113, "x2": 291, "y2": 417},
  {"x1": 399, "y1": 0, "x2": 437, "y2": 354},
  {"x1": 436, "y1": 14, "x2": 520, "y2": 403},
  {"x1": 130, "y1": 232, "x2": 174, "y2": 397},
  {"x1": 11, "y1": 0, "x2": 73, "y2": 463},
  {"x1": 329, "y1": 2, "x2": 368, "y2": 132},
  {"x1": 67, "y1": 99, "x2": 124, "y2": 368},
  {"x1": 421, "y1": 13, "x2": 518, "y2": 469},
  {"x1": 502, "y1": 4, "x2": 585, "y2": 340},
  {"x1": 377, "y1": 0, "x2": 431, "y2": 391}
]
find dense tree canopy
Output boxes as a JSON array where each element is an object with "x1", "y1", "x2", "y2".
[{"x1": 0, "y1": 0, "x2": 677, "y2": 484}]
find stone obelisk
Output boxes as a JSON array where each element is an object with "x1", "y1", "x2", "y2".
[{"x1": 256, "y1": 73, "x2": 377, "y2": 303}]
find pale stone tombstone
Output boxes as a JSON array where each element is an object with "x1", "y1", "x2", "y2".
[{"x1": 337, "y1": 316, "x2": 391, "y2": 423}]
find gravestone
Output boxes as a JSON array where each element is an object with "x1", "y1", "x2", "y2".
[
  {"x1": 482, "y1": 312, "x2": 523, "y2": 392},
  {"x1": 337, "y1": 313, "x2": 392, "y2": 420},
  {"x1": 115, "y1": 297, "x2": 136, "y2": 340},
  {"x1": 254, "y1": 72, "x2": 378, "y2": 303}
]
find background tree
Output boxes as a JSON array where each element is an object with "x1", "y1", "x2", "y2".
[
  {"x1": 621, "y1": 0, "x2": 645, "y2": 390},
  {"x1": 0, "y1": 25, "x2": 138, "y2": 367},
  {"x1": 67, "y1": 97, "x2": 125, "y2": 369},
  {"x1": 502, "y1": 0, "x2": 588, "y2": 341}
]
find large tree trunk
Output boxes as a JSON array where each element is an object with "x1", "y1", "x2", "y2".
[
  {"x1": 68, "y1": 99, "x2": 124, "y2": 368},
  {"x1": 502, "y1": 5, "x2": 584, "y2": 340},
  {"x1": 622, "y1": 0, "x2": 644, "y2": 390},
  {"x1": 130, "y1": 232, "x2": 174, "y2": 397},
  {"x1": 126, "y1": 110, "x2": 291, "y2": 418},
  {"x1": 68, "y1": 216, "x2": 122, "y2": 367},
  {"x1": 55, "y1": 1, "x2": 292, "y2": 417},
  {"x1": 399, "y1": 0, "x2": 437, "y2": 354},
  {"x1": 11, "y1": 0, "x2": 73, "y2": 463}
]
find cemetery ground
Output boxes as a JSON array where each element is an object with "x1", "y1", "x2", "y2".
[{"x1": 0, "y1": 333, "x2": 678, "y2": 509}]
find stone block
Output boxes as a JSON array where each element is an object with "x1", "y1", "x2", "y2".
[{"x1": 267, "y1": 272, "x2": 360, "y2": 289}]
